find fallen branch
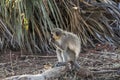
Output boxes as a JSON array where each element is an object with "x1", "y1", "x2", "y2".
[
  {"x1": 92, "y1": 70, "x2": 118, "y2": 75},
  {"x1": 4, "y1": 66, "x2": 68, "y2": 80},
  {"x1": 20, "y1": 55, "x2": 57, "y2": 58},
  {"x1": 4, "y1": 65, "x2": 120, "y2": 80}
]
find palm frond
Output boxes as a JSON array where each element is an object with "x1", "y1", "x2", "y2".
[{"x1": 0, "y1": 0, "x2": 120, "y2": 53}]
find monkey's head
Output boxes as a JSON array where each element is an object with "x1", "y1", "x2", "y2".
[{"x1": 51, "y1": 28, "x2": 64, "y2": 41}]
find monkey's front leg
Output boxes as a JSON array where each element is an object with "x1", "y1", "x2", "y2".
[
  {"x1": 61, "y1": 50, "x2": 68, "y2": 62},
  {"x1": 54, "y1": 62, "x2": 67, "y2": 67},
  {"x1": 54, "y1": 50, "x2": 67, "y2": 67},
  {"x1": 56, "y1": 50, "x2": 68, "y2": 66},
  {"x1": 56, "y1": 48, "x2": 63, "y2": 62}
]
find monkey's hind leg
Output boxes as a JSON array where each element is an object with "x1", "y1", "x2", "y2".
[
  {"x1": 73, "y1": 61, "x2": 80, "y2": 71},
  {"x1": 69, "y1": 61, "x2": 80, "y2": 71}
]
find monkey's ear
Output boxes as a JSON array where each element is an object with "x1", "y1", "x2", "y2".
[{"x1": 63, "y1": 32, "x2": 66, "y2": 36}]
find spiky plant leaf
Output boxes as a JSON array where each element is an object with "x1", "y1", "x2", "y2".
[{"x1": 0, "y1": 0, "x2": 120, "y2": 53}]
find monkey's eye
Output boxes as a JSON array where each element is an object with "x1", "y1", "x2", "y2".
[{"x1": 55, "y1": 31, "x2": 61, "y2": 36}]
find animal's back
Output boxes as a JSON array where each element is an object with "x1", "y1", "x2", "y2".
[{"x1": 64, "y1": 31, "x2": 81, "y2": 53}]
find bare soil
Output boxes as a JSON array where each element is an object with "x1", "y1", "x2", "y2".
[{"x1": 0, "y1": 43, "x2": 120, "y2": 80}]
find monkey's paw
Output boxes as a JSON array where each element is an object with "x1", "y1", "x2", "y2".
[{"x1": 54, "y1": 62, "x2": 67, "y2": 67}]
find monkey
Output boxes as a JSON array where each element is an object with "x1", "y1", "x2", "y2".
[{"x1": 49, "y1": 28, "x2": 81, "y2": 70}]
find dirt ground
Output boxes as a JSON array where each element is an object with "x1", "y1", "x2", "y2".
[
  {"x1": 0, "y1": 43, "x2": 120, "y2": 80},
  {"x1": 0, "y1": 50, "x2": 57, "y2": 79}
]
